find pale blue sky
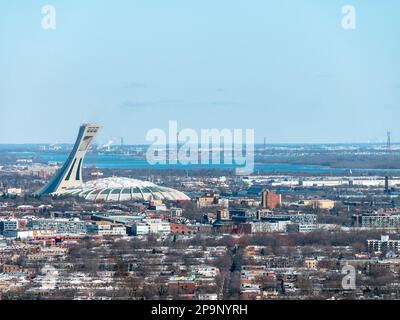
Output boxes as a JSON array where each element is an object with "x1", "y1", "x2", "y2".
[{"x1": 0, "y1": 0, "x2": 399, "y2": 144}]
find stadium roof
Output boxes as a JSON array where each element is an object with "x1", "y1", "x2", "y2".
[{"x1": 63, "y1": 177, "x2": 190, "y2": 202}]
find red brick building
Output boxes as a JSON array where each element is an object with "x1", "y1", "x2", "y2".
[
  {"x1": 261, "y1": 191, "x2": 282, "y2": 209},
  {"x1": 170, "y1": 223, "x2": 198, "y2": 235}
]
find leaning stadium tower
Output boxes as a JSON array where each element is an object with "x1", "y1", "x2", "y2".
[{"x1": 35, "y1": 123, "x2": 101, "y2": 195}]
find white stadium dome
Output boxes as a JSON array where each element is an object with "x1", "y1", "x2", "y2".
[{"x1": 63, "y1": 177, "x2": 190, "y2": 202}]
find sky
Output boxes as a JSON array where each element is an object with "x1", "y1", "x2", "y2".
[{"x1": 0, "y1": 0, "x2": 400, "y2": 144}]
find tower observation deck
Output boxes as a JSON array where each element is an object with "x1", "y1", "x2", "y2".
[{"x1": 36, "y1": 123, "x2": 101, "y2": 195}]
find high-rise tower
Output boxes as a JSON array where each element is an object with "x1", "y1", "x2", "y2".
[
  {"x1": 36, "y1": 123, "x2": 100, "y2": 195},
  {"x1": 261, "y1": 190, "x2": 281, "y2": 209},
  {"x1": 387, "y1": 131, "x2": 391, "y2": 151},
  {"x1": 384, "y1": 176, "x2": 390, "y2": 194}
]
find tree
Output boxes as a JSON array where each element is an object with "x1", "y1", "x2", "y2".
[{"x1": 228, "y1": 271, "x2": 241, "y2": 299}]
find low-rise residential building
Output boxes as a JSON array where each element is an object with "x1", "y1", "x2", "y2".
[
  {"x1": 0, "y1": 219, "x2": 18, "y2": 238},
  {"x1": 367, "y1": 235, "x2": 400, "y2": 253},
  {"x1": 249, "y1": 221, "x2": 289, "y2": 233},
  {"x1": 304, "y1": 258, "x2": 318, "y2": 269},
  {"x1": 28, "y1": 218, "x2": 87, "y2": 235},
  {"x1": 354, "y1": 212, "x2": 400, "y2": 229},
  {"x1": 86, "y1": 222, "x2": 127, "y2": 236},
  {"x1": 298, "y1": 199, "x2": 335, "y2": 210}
]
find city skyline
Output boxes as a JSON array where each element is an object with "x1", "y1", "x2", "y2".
[{"x1": 3, "y1": 0, "x2": 400, "y2": 307}]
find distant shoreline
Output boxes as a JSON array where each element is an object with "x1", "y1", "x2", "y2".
[{"x1": 2, "y1": 150, "x2": 400, "y2": 175}]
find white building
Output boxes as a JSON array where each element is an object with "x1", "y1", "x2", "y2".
[
  {"x1": 195, "y1": 266, "x2": 220, "y2": 277},
  {"x1": 86, "y1": 222, "x2": 126, "y2": 236},
  {"x1": 7, "y1": 188, "x2": 22, "y2": 195},
  {"x1": 197, "y1": 293, "x2": 218, "y2": 300},
  {"x1": 143, "y1": 219, "x2": 170, "y2": 234},
  {"x1": 131, "y1": 223, "x2": 151, "y2": 236},
  {"x1": 250, "y1": 220, "x2": 289, "y2": 233},
  {"x1": 131, "y1": 219, "x2": 170, "y2": 236},
  {"x1": 28, "y1": 218, "x2": 87, "y2": 235},
  {"x1": 367, "y1": 235, "x2": 400, "y2": 253},
  {"x1": 298, "y1": 224, "x2": 318, "y2": 233}
]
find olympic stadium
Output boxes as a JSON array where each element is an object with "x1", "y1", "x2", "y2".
[
  {"x1": 63, "y1": 177, "x2": 190, "y2": 202},
  {"x1": 35, "y1": 123, "x2": 190, "y2": 202}
]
